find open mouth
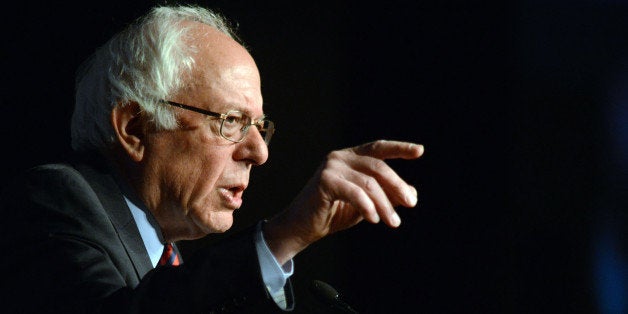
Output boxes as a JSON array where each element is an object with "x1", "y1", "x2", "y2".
[{"x1": 219, "y1": 185, "x2": 246, "y2": 209}]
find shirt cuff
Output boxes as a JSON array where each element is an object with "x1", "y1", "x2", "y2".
[{"x1": 254, "y1": 221, "x2": 294, "y2": 294}]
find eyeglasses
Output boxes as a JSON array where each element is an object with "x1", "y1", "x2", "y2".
[{"x1": 161, "y1": 100, "x2": 275, "y2": 145}]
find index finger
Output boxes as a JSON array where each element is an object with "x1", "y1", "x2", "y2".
[{"x1": 352, "y1": 140, "x2": 424, "y2": 160}]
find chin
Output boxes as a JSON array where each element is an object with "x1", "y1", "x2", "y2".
[{"x1": 206, "y1": 212, "x2": 234, "y2": 234}]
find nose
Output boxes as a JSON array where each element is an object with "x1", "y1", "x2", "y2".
[{"x1": 233, "y1": 126, "x2": 269, "y2": 165}]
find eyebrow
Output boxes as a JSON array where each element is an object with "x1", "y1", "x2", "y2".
[
  {"x1": 221, "y1": 102, "x2": 267, "y2": 121},
  {"x1": 162, "y1": 99, "x2": 269, "y2": 122}
]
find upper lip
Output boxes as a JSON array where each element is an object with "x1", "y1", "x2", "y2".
[{"x1": 224, "y1": 182, "x2": 247, "y2": 193}]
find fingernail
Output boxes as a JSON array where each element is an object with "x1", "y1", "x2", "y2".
[
  {"x1": 409, "y1": 144, "x2": 424, "y2": 157},
  {"x1": 406, "y1": 187, "x2": 418, "y2": 206},
  {"x1": 416, "y1": 144, "x2": 424, "y2": 156},
  {"x1": 391, "y1": 212, "x2": 401, "y2": 227}
]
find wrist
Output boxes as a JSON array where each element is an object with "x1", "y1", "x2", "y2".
[{"x1": 262, "y1": 214, "x2": 310, "y2": 265}]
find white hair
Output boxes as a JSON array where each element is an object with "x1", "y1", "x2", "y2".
[{"x1": 71, "y1": 5, "x2": 239, "y2": 152}]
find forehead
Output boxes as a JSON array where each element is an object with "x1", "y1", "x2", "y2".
[{"x1": 182, "y1": 23, "x2": 264, "y2": 116}]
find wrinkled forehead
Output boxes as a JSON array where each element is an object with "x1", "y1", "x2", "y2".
[
  {"x1": 185, "y1": 22, "x2": 258, "y2": 77},
  {"x1": 179, "y1": 22, "x2": 264, "y2": 116}
]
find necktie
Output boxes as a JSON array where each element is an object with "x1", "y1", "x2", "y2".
[{"x1": 159, "y1": 243, "x2": 181, "y2": 266}]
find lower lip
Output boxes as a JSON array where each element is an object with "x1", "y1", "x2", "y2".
[{"x1": 219, "y1": 188, "x2": 243, "y2": 209}]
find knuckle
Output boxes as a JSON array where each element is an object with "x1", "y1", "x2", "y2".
[
  {"x1": 322, "y1": 156, "x2": 342, "y2": 172},
  {"x1": 362, "y1": 176, "x2": 379, "y2": 193},
  {"x1": 369, "y1": 158, "x2": 387, "y2": 172},
  {"x1": 348, "y1": 184, "x2": 363, "y2": 197},
  {"x1": 372, "y1": 139, "x2": 388, "y2": 149},
  {"x1": 365, "y1": 141, "x2": 378, "y2": 151},
  {"x1": 326, "y1": 150, "x2": 343, "y2": 162},
  {"x1": 356, "y1": 139, "x2": 388, "y2": 156},
  {"x1": 319, "y1": 168, "x2": 337, "y2": 183}
]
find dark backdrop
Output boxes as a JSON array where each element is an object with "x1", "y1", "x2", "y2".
[{"x1": 3, "y1": 1, "x2": 628, "y2": 313}]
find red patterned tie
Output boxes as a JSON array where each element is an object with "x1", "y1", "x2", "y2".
[{"x1": 158, "y1": 243, "x2": 180, "y2": 266}]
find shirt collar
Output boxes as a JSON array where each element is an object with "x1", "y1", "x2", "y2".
[{"x1": 124, "y1": 196, "x2": 164, "y2": 268}]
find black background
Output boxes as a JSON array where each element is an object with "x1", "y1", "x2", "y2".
[{"x1": 3, "y1": 0, "x2": 628, "y2": 313}]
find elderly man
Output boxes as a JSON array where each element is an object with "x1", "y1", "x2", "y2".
[{"x1": 0, "y1": 5, "x2": 422, "y2": 313}]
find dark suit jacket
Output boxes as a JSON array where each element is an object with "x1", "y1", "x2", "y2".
[{"x1": 0, "y1": 156, "x2": 293, "y2": 313}]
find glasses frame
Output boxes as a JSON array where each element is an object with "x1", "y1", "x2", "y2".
[{"x1": 160, "y1": 100, "x2": 274, "y2": 145}]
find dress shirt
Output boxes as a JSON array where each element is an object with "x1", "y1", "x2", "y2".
[{"x1": 124, "y1": 196, "x2": 293, "y2": 308}]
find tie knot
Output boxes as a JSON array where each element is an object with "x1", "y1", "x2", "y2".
[{"x1": 159, "y1": 243, "x2": 181, "y2": 266}]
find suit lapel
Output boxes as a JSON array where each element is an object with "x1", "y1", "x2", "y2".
[{"x1": 75, "y1": 162, "x2": 154, "y2": 279}]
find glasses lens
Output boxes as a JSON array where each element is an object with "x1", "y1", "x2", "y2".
[
  {"x1": 259, "y1": 120, "x2": 275, "y2": 145},
  {"x1": 220, "y1": 111, "x2": 250, "y2": 142}
]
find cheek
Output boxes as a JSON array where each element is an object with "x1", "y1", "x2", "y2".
[
  {"x1": 187, "y1": 149, "x2": 229, "y2": 195},
  {"x1": 186, "y1": 173, "x2": 234, "y2": 234},
  {"x1": 160, "y1": 133, "x2": 229, "y2": 202},
  {"x1": 149, "y1": 129, "x2": 236, "y2": 234},
  {"x1": 183, "y1": 150, "x2": 236, "y2": 232}
]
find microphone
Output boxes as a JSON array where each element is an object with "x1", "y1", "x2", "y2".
[{"x1": 310, "y1": 280, "x2": 359, "y2": 313}]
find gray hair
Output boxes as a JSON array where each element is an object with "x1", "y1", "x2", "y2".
[{"x1": 71, "y1": 5, "x2": 239, "y2": 152}]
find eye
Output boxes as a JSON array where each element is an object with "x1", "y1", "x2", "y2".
[
  {"x1": 222, "y1": 111, "x2": 248, "y2": 131},
  {"x1": 224, "y1": 115, "x2": 239, "y2": 125}
]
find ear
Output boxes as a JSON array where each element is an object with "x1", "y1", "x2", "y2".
[{"x1": 111, "y1": 101, "x2": 146, "y2": 162}]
